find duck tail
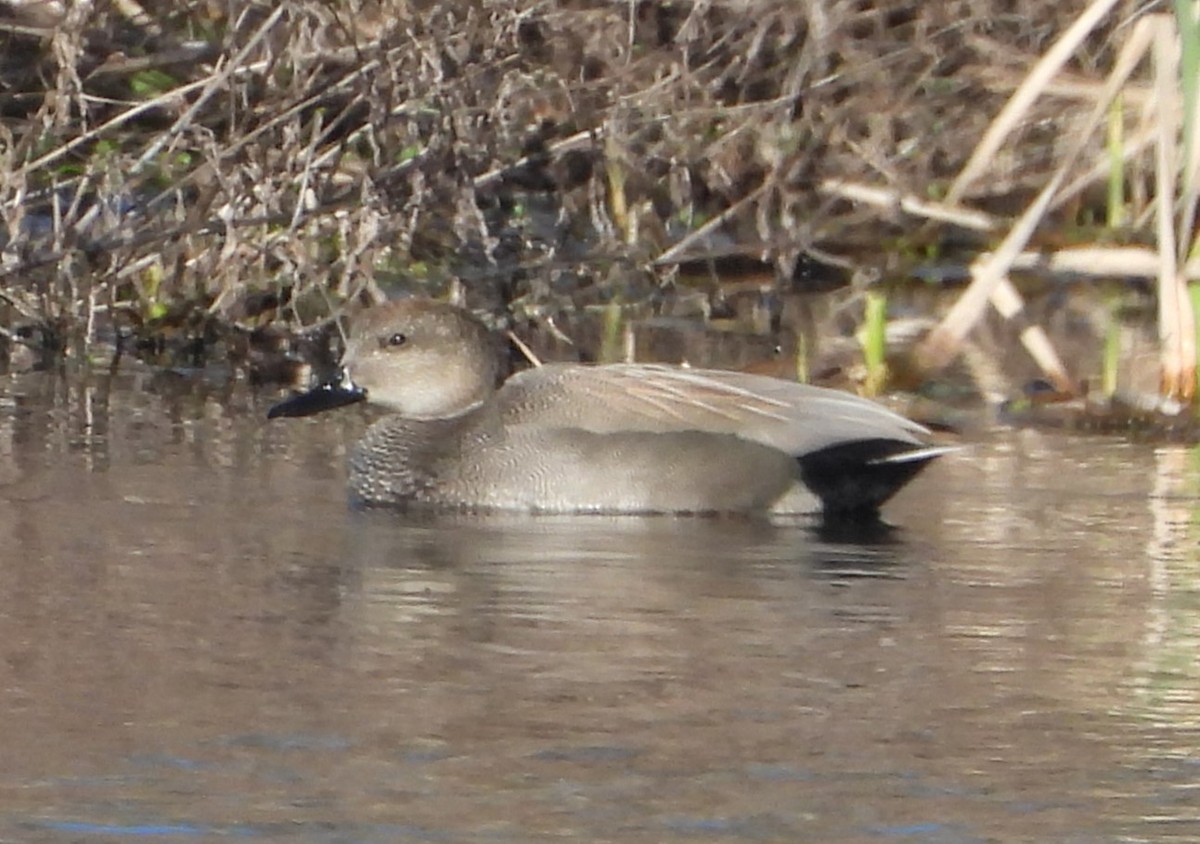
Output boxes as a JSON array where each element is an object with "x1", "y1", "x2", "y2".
[{"x1": 796, "y1": 440, "x2": 956, "y2": 518}]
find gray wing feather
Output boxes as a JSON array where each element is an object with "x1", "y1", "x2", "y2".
[{"x1": 498, "y1": 363, "x2": 927, "y2": 457}]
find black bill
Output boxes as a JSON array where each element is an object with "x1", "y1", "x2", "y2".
[{"x1": 267, "y1": 371, "x2": 367, "y2": 419}]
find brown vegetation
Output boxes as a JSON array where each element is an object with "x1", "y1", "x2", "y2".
[{"x1": 0, "y1": 0, "x2": 1157, "y2": 387}]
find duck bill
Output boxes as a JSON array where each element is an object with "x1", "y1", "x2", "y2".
[{"x1": 267, "y1": 371, "x2": 366, "y2": 419}]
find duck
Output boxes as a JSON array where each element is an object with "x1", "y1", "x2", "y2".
[{"x1": 268, "y1": 298, "x2": 952, "y2": 517}]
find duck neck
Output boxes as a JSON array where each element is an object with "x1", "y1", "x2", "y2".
[{"x1": 348, "y1": 400, "x2": 500, "y2": 506}]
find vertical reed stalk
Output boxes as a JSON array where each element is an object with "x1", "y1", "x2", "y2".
[
  {"x1": 794, "y1": 332, "x2": 809, "y2": 384},
  {"x1": 1175, "y1": 0, "x2": 1200, "y2": 399},
  {"x1": 860, "y1": 290, "x2": 888, "y2": 396},
  {"x1": 599, "y1": 301, "x2": 625, "y2": 363},
  {"x1": 1103, "y1": 295, "x2": 1121, "y2": 397},
  {"x1": 1104, "y1": 96, "x2": 1124, "y2": 396},
  {"x1": 1107, "y1": 94, "x2": 1125, "y2": 228}
]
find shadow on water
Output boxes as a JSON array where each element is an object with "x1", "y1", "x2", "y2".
[{"x1": 1, "y1": 370, "x2": 1200, "y2": 841}]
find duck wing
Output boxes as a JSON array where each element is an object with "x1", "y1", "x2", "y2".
[{"x1": 497, "y1": 363, "x2": 929, "y2": 457}]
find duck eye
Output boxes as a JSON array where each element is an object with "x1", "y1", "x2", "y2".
[{"x1": 384, "y1": 332, "x2": 407, "y2": 348}]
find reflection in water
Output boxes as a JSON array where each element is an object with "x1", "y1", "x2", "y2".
[
  {"x1": 1137, "y1": 447, "x2": 1200, "y2": 750},
  {"x1": 0, "y1": 371, "x2": 1199, "y2": 841}
]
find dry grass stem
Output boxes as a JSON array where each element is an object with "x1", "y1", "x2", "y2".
[
  {"x1": 1151, "y1": 16, "x2": 1195, "y2": 399},
  {"x1": 945, "y1": 0, "x2": 1122, "y2": 206}
]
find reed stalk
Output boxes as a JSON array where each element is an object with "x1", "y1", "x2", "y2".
[{"x1": 860, "y1": 290, "x2": 888, "y2": 396}]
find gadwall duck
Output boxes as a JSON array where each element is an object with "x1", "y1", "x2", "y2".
[{"x1": 268, "y1": 299, "x2": 951, "y2": 516}]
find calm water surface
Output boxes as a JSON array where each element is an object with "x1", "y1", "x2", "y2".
[{"x1": 1, "y1": 370, "x2": 1199, "y2": 843}]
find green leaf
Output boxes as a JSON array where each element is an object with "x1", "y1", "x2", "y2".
[{"x1": 129, "y1": 69, "x2": 178, "y2": 99}]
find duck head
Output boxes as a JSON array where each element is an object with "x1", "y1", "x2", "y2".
[{"x1": 268, "y1": 299, "x2": 499, "y2": 421}]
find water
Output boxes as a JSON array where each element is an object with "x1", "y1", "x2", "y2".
[{"x1": 1, "y1": 369, "x2": 1199, "y2": 842}]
